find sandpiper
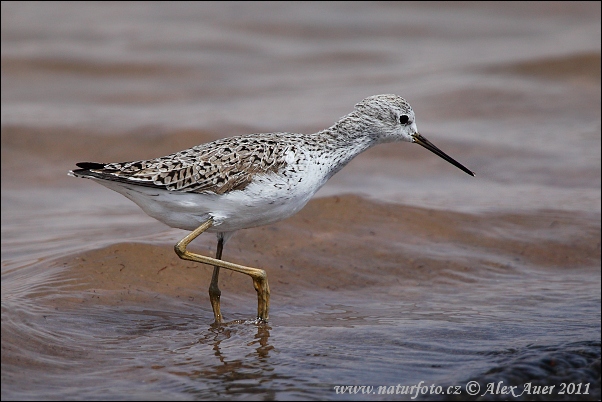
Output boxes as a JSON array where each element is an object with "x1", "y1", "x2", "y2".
[{"x1": 69, "y1": 94, "x2": 474, "y2": 323}]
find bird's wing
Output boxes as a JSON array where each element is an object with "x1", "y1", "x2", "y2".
[{"x1": 70, "y1": 134, "x2": 294, "y2": 194}]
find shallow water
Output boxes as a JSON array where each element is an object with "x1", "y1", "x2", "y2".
[{"x1": 1, "y1": 2, "x2": 600, "y2": 400}]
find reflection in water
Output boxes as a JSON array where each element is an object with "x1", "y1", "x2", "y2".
[
  {"x1": 205, "y1": 320, "x2": 273, "y2": 364},
  {"x1": 151, "y1": 319, "x2": 278, "y2": 397}
]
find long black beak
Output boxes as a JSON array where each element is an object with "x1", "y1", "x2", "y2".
[{"x1": 412, "y1": 133, "x2": 475, "y2": 176}]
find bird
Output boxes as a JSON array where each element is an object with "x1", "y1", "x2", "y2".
[{"x1": 69, "y1": 94, "x2": 474, "y2": 324}]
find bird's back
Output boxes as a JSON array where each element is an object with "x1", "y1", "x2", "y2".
[{"x1": 69, "y1": 131, "x2": 349, "y2": 232}]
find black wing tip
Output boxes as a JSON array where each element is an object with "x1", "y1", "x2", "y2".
[
  {"x1": 75, "y1": 162, "x2": 106, "y2": 170},
  {"x1": 69, "y1": 162, "x2": 162, "y2": 190},
  {"x1": 69, "y1": 162, "x2": 109, "y2": 178}
]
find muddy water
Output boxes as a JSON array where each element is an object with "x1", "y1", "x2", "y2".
[{"x1": 1, "y1": 2, "x2": 600, "y2": 400}]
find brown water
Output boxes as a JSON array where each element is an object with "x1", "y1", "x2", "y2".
[{"x1": 1, "y1": 2, "x2": 600, "y2": 400}]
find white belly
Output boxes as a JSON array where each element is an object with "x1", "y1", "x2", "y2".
[{"x1": 96, "y1": 169, "x2": 323, "y2": 233}]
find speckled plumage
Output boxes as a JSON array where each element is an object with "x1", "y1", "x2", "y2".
[
  {"x1": 87, "y1": 132, "x2": 332, "y2": 195},
  {"x1": 69, "y1": 94, "x2": 474, "y2": 323},
  {"x1": 70, "y1": 95, "x2": 418, "y2": 233},
  {"x1": 70, "y1": 94, "x2": 473, "y2": 236},
  {"x1": 74, "y1": 95, "x2": 413, "y2": 195}
]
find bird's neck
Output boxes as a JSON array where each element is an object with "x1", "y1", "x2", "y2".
[
  {"x1": 318, "y1": 111, "x2": 379, "y2": 152},
  {"x1": 317, "y1": 126, "x2": 376, "y2": 151},
  {"x1": 308, "y1": 121, "x2": 378, "y2": 181}
]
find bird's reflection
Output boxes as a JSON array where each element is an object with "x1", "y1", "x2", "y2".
[
  {"x1": 136, "y1": 316, "x2": 279, "y2": 398},
  {"x1": 207, "y1": 319, "x2": 272, "y2": 362}
]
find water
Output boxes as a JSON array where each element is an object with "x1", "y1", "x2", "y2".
[{"x1": 2, "y1": 2, "x2": 600, "y2": 400}]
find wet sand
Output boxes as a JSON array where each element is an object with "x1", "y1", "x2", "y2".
[{"x1": 2, "y1": 2, "x2": 600, "y2": 400}]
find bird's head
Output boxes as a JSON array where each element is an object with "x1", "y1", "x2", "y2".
[{"x1": 354, "y1": 94, "x2": 474, "y2": 176}]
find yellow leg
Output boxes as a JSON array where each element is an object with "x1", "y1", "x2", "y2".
[{"x1": 174, "y1": 218, "x2": 270, "y2": 322}]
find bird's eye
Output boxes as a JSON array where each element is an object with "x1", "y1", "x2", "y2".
[{"x1": 399, "y1": 115, "x2": 410, "y2": 125}]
